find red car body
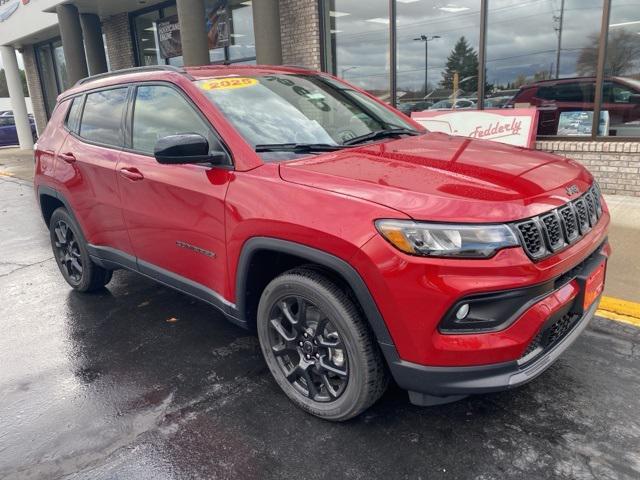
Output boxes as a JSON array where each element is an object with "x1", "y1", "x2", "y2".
[{"x1": 34, "y1": 66, "x2": 610, "y2": 404}]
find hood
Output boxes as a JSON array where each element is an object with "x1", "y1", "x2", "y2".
[{"x1": 278, "y1": 132, "x2": 593, "y2": 223}]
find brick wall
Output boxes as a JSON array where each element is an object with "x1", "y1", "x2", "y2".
[
  {"x1": 279, "y1": 0, "x2": 321, "y2": 69},
  {"x1": 536, "y1": 140, "x2": 640, "y2": 197},
  {"x1": 21, "y1": 45, "x2": 48, "y2": 136},
  {"x1": 102, "y1": 13, "x2": 135, "y2": 70}
]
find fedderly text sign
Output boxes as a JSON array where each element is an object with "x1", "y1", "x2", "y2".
[{"x1": 412, "y1": 108, "x2": 539, "y2": 148}]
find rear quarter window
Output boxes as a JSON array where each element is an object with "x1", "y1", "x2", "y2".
[{"x1": 65, "y1": 96, "x2": 84, "y2": 133}]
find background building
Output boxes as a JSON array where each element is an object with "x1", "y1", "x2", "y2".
[{"x1": 0, "y1": 0, "x2": 639, "y2": 196}]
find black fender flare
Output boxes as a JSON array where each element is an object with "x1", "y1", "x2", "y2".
[
  {"x1": 235, "y1": 237, "x2": 395, "y2": 348},
  {"x1": 37, "y1": 185, "x2": 80, "y2": 226}
]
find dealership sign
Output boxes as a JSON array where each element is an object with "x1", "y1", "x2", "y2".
[
  {"x1": 411, "y1": 108, "x2": 539, "y2": 148},
  {"x1": 0, "y1": 0, "x2": 20, "y2": 22}
]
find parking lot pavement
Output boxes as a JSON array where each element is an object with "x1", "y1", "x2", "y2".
[
  {"x1": 0, "y1": 147, "x2": 34, "y2": 183},
  {"x1": 1, "y1": 170, "x2": 640, "y2": 480}
]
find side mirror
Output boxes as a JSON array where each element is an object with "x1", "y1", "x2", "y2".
[{"x1": 154, "y1": 133, "x2": 228, "y2": 165}]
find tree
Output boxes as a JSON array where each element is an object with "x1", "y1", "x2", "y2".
[
  {"x1": 440, "y1": 36, "x2": 479, "y2": 93},
  {"x1": 577, "y1": 30, "x2": 640, "y2": 76},
  {"x1": 0, "y1": 69, "x2": 30, "y2": 98}
]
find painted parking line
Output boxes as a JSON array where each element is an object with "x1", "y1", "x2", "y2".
[{"x1": 597, "y1": 296, "x2": 640, "y2": 328}]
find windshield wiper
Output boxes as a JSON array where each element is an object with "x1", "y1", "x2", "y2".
[
  {"x1": 342, "y1": 128, "x2": 422, "y2": 146},
  {"x1": 255, "y1": 143, "x2": 346, "y2": 153}
]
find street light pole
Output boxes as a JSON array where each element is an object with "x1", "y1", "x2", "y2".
[
  {"x1": 341, "y1": 66, "x2": 358, "y2": 79},
  {"x1": 414, "y1": 35, "x2": 441, "y2": 98}
]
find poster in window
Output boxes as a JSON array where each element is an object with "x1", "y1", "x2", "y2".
[
  {"x1": 206, "y1": 1, "x2": 230, "y2": 50},
  {"x1": 557, "y1": 111, "x2": 609, "y2": 136},
  {"x1": 157, "y1": 15, "x2": 182, "y2": 59}
]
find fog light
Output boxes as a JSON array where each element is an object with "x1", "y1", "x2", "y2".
[{"x1": 455, "y1": 304, "x2": 470, "y2": 320}]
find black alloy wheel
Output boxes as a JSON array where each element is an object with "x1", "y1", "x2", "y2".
[
  {"x1": 53, "y1": 219, "x2": 83, "y2": 285},
  {"x1": 267, "y1": 295, "x2": 349, "y2": 402},
  {"x1": 49, "y1": 207, "x2": 113, "y2": 292},
  {"x1": 257, "y1": 269, "x2": 388, "y2": 421}
]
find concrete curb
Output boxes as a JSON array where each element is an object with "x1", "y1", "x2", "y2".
[{"x1": 597, "y1": 296, "x2": 640, "y2": 327}]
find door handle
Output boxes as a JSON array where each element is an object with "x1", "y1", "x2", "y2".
[
  {"x1": 119, "y1": 167, "x2": 144, "y2": 181},
  {"x1": 59, "y1": 152, "x2": 76, "y2": 163}
]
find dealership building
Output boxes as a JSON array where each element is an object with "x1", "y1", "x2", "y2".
[{"x1": 0, "y1": 0, "x2": 639, "y2": 196}]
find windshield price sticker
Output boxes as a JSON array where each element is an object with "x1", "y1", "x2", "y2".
[{"x1": 200, "y1": 77, "x2": 258, "y2": 91}]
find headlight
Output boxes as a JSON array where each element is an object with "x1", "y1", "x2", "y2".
[{"x1": 375, "y1": 219, "x2": 519, "y2": 258}]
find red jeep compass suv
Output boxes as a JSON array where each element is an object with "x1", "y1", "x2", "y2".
[{"x1": 34, "y1": 65, "x2": 610, "y2": 421}]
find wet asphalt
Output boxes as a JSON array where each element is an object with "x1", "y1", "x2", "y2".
[{"x1": 1, "y1": 174, "x2": 639, "y2": 480}]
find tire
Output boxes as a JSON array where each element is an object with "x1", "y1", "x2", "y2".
[
  {"x1": 257, "y1": 268, "x2": 388, "y2": 421},
  {"x1": 49, "y1": 207, "x2": 112, "y2": 292}
]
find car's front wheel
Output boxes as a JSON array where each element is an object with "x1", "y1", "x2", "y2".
[
  {"x1": 257, "y1": 268, "x2": 388, "y2": 421},
  {"x1": 49, "y1": 207, "x2": 112, "y2": 292}
]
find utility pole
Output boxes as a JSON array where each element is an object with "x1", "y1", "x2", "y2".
[
  {"x1": 414, "y1": 35, "x2": 440, "y2": 97},
  {"x1": 554, "y1": 0, "x2": 565, "y2": 79}
]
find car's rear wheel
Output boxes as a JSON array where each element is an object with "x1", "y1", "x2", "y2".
[
  {"x1": 49, "y1": 207, "x2": 112, "y2": 292},
  {"x1": 257, "y1": 268, "x2": 388, "y2": 421}
]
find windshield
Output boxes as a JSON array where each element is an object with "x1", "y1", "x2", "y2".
[{"x1": 195, "y1": 74, "x2": 417, "y2": 153}]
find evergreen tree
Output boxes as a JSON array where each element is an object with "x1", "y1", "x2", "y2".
[{"x1": 440, "y1": 36, "x2": 479, "y2": 93}]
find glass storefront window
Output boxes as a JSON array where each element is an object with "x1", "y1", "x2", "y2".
[
  {"x1": 52, "y1": 40, "x2": 69, "y2": 91},
  {"x1": 598, "y1": 0, "x2": 640, "y2": 137},
  {"x1": 35, "y1": 39, "x2": 69, "y2": 118},
  {"x1": 485, "y1": 0, "x2": 603, "y2": 136},
  {"x1": 321, "y1": 1, "x2": 639, "y2": 139},
  {"x1": 322, "y1": 0, "x2": 391, "y2": 101},
  {"x1": 132, "y1": 1, "x2": 256, "y2": 68},
  {"x1": 396, "y1": 0, "x2": 480, "y2": 115},
  {"x1": 134, "y1": 10, "x2": 161, "y2": 66},
  {"x1": 36, "y1": 44, "x2": 57, "y2": 116},
  {"x1": 228, "y1": 0, "x2": 256, "y2": 61}
]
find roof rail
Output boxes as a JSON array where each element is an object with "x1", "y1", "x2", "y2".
[{"x1": 74, "y1": 65, "x2": 191, "y2": 87}]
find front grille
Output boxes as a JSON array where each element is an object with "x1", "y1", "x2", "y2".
[
  {"x1": 520, "y1": 311, "x2": 581, "y2": 361},
  {"x1": 512, "y1": 185, "x2": 603, "y2": 261}
]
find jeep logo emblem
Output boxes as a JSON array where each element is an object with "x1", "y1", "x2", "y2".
[{"x1": 565, "y1": 184, "x2": 580, "y2": 196}]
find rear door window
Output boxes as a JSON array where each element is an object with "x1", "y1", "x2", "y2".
[{"x1": 79, "y1": 88, "x2": 128, "y2": 147}]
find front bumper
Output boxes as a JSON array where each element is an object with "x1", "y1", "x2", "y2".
[{"x1": 383, "y1": 292, "x2": 600, "y2": 404}]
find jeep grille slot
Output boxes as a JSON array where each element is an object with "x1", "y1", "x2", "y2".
[
  {"x1": 573, "y1": 198, "x2": 590, "y2": 234},
  {"x1": 512, "y1": 185, "x2": 604, "y2": 261},
  {"x1": 516, "y1": 221, "x2": 545, "y2": 258},
  {"x1": 540, "y1": 212, "x2": 564, "y2": 251},
  {"x1": 558, "y1": 205, "x2": 579, "y2": 242}
]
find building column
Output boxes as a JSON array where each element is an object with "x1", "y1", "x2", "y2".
[
  {"x1": 56, "y1": 4, "x2": 88, "y2": 85},
  {"x1": 80, "y1": 14, "x2": 108, "y2": 76},
  {"x1": 176, "y1": 0, "x2": 210, "y2": 66},
  {"x1": 0, "y1": 46, "x2": 33, "y2": 150},
  {"x1": 253, "y1": 0, "x2": 283, "y2": 65}
]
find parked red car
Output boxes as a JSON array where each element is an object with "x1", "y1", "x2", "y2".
[
  {"x1": 508, "y1": 76, "x2": 640, "y2": 136},
  {"x1": 34, "y1": 65, "x2": 610, "y2": 421}
]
